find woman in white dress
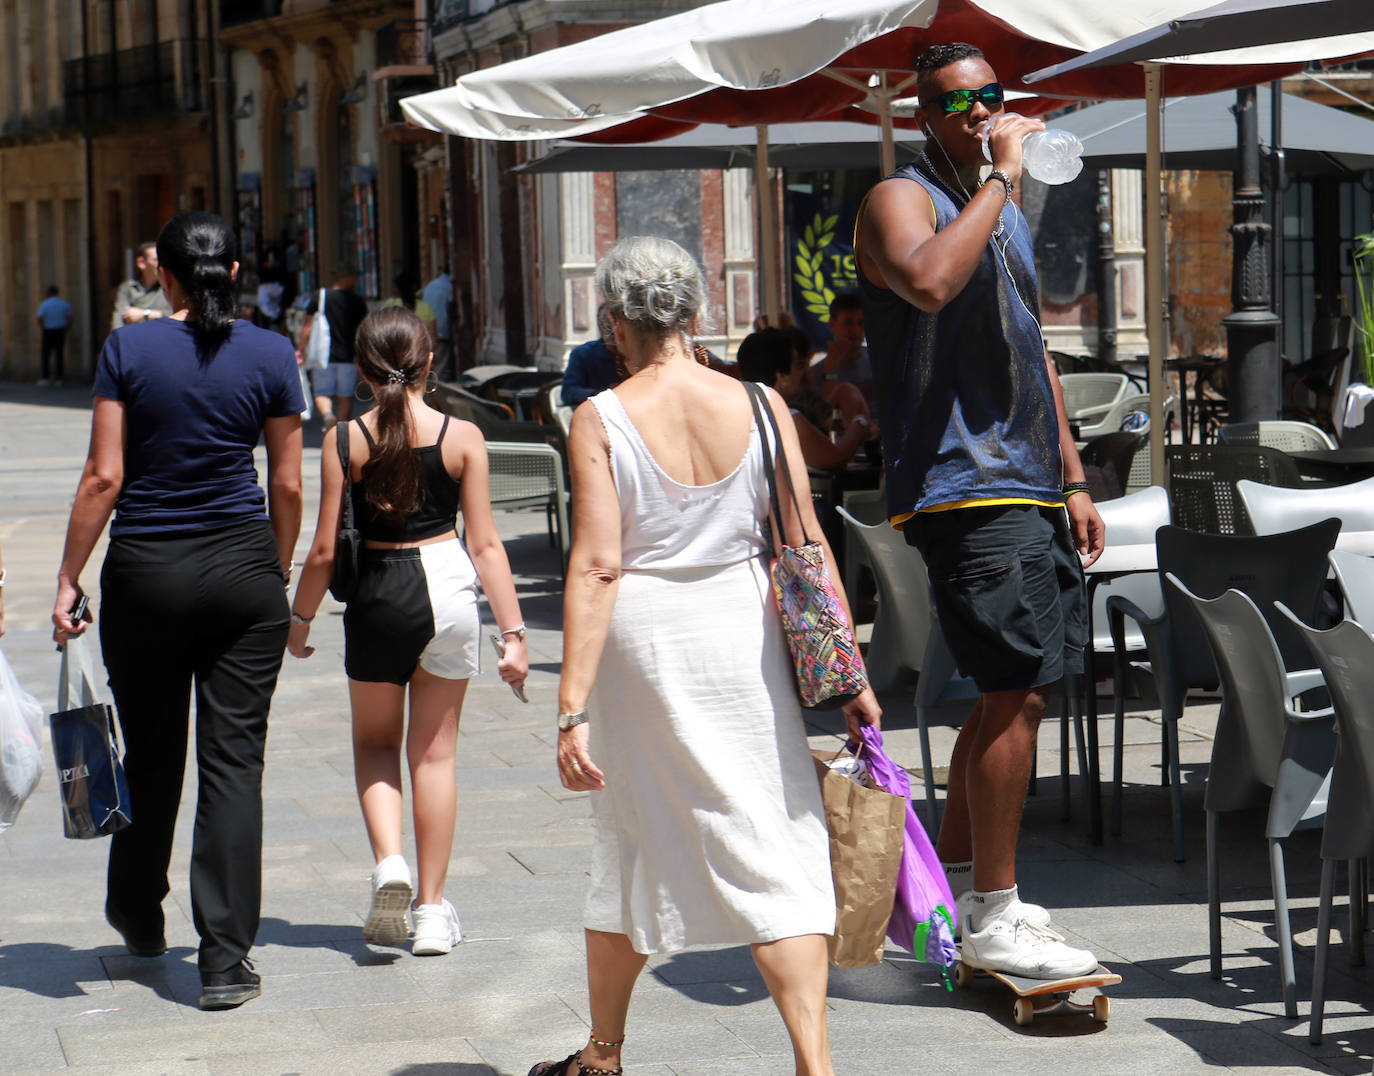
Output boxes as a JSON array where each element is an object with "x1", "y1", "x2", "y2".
[{"x1": 532, "y1": 237, "x2": 882, "y2": 1076}]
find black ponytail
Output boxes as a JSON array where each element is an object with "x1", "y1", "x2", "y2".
[{"x1": 156, "y1": 212, "x2": 238, "y2": 358}]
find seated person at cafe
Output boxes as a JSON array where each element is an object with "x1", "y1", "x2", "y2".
[
  {"x1": 809, "y1": 292, "x2": 876, "y2": 413},
  {"x1": 562, "y1": 303, "x2": 622, "y2": 407},
  {"x1": 737, "y1": 328, "x2": 877, "y2": 472},
  {"x1": 782, "y1": 324, "x2": 870, "y2": 433}
]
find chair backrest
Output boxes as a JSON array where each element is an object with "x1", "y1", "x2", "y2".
[
  {"x1": 1167, "y1": 577, "x2": 1289, "y2": 813},
  {"x1": 1078, "y1": 431, "x2": 1147, "y2": 499},
  {"x1": 836, "y1": 506, "x2": 933, "y2": 682},
  {"x1": 1279, "y1": 607, "x2": 1374, "y2": 861},
  {"x1": 537, "y1": 381, "x2": 575, "y2": 443},
  {"x1": 1059, "y1": 372, "x2": 1129, "y2": 417},
  {"x1": 1219, "y1": 420, "x2": 1337, "y2": 452},
  {"x1": 1155, "y1": 519, "x2": 1342, "y2": 694},
  {"x1": 1166, "y1": 444, "x2": 1305, "y2": 534},
  {"x1": 1237, "y1": 476, "x2": 1374, "y2": 554},
  {"x1": 1328, "y1": 549, "x2": 1374, "y2": 624},
  {"x1": 1094, "y1": 485, "x2": 1170, "y2": 547},
  {"x1": 432, "y1": 382, "x2": 554, "y2": 444}
]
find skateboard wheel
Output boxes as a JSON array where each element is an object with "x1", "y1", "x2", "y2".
[
  {"x1": 1013, "y1": 997, "x2": 1035, "y2": 1026},
  {"x1": 954, "y1": 962, "x2": 976, "y2": 989},
  {"x1": 1092, "y1": 995, "x2": 1110, "y2": 1023}
]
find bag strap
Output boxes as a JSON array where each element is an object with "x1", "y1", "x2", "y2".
[
  {"x1": 57, "y1": 634, "x2": 101, "y2": 713},
  {"x1": 743, "y1": 381, "x2": 812, "y2": 549},
  {"x1": 336, "y1": 421, "x2": 355, "y2": 534}
]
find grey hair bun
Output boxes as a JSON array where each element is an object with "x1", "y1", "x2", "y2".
[{"x1": 596, "y1": 236, "x2": 705, "y2": 336}]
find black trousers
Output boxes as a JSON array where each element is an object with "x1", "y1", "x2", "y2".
[
  {"x1": 41, "y1": 327, "x2": 66, "y2": 380},
  {"x1": 99, "y1": 518, "x2": 288, "y2": 972}
]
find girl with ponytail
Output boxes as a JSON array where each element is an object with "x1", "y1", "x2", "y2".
[{"x1": 287, "y1": 306, "x2": 528, "y2": 957}]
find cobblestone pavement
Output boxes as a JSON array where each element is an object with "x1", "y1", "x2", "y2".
[{"x1": 0, "y1": 382, "x2": 1369, "y2": 1075}]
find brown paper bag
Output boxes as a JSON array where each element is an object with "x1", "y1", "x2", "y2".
[{"x1": 812, "y1": 751, "x2": 905, "y2": 968}]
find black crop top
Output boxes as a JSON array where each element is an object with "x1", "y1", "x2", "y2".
[{"x1": 350, "y1": 416, "x2": 462, "y2": 543}]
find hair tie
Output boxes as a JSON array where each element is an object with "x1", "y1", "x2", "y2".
[{"x1": 385, "y1": 369, "x2": 407, "y2": 385}]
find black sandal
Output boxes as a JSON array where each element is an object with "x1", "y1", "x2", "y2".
[{"x1": 527, "y1": 1034, "x2": 624, "y2": 1076}]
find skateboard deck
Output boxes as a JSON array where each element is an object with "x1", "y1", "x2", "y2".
[{"x1": 954, "y1": 962, "x2": 1121, "y2": 1026}]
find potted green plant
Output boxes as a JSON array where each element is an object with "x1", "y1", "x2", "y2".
[{"x1": 1355, "y1": 232, "x2": 1374, "y2": 385}]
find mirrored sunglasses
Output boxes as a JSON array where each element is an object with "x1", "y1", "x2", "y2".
[{"x1": 929, "y1": 82, "x2": 1004, "y2": 114}]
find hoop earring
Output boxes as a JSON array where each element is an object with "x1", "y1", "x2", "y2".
[{"x1": 355, "y1": 380, "x2": 375, "y2": 402}]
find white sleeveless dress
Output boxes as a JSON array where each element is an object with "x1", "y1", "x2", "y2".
[{"x1": 583, "y1": 389, "x2": 835, "y2": 954}]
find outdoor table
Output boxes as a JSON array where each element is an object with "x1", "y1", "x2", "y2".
[
  {"x1": 1285, "y1": 446, "x2": 1374, "y2": 485},
  {"x1": 1079, "y1": 540, "x2": 1159, "y2": 846},
  {"x1": 1163, "y1": 355, "x2": 1225, "y2": 444}
]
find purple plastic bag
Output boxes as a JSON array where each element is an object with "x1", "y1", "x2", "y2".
[{"x1": 855, "y1": 726, "x2": 959, "y2": 973}]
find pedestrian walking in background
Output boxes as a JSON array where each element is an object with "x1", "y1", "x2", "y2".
[
  {"x1": 110, "y1": 240, "x2": 173, "y2": 332},
  {"x1": 35, "y1": 285, "x2": 73, "y2": 386},
  {"x1": 299, "y1": 264, "x2": 369, "y2": 431},
  {"x1": 381, "y1": 268, "x2": 438, "y2": 350},
  {"x1": 287, "y1": 306, "x2": 528, "y2": 957},
  {"x1": 51, "y1": 211, "x2": 304, "y2": 1012},
  {"x1": 856, "y1": 42, "x2": 1104, "y2": 979},
  {"x1": 420, "y1": 267, "x2": 453, "y2": 380},
  {"x1": 535, "y1": 237, "x2": 880, "y2": 1076}
]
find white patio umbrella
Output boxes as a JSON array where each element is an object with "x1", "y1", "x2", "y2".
[
  {"x1": 1023, "y1": 0, "x2": 1374, "y2": 82},
  {"x1": 1021, "y1": 1, "x2": 1374, "y2": 487}
]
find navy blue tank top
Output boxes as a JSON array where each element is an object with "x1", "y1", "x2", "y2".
[
  {"x1": 351, "y1": 416, "x2": 462, "y2": 542},
  {"x1": 856, "y1": 159, "x2": 1062, "y2": 519}
]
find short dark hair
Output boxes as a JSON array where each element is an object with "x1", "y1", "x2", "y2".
[
  {"x1": 828, "y1": 292, "x2": 862, "y2": 320},
  {"x1": 781, "y1": 324, "x2": 813, "y2": 365},
  {"x1": 46, "y1": 284, "x2": 59, "y2": 296},
  {"x1": 736, "y1": 328, "x2": 794, "y2": 387},
  {"x1": 135, "y1": 240, "x2": 157, "y2": 261},
  {"x1": 914, "y1": 43, "x2": 987, "y2": 104}
]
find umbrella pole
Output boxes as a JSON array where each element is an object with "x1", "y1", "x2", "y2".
[
  {"x1": 878, "y1": 77, "x2": 896, "y2": 177},
  {"x1": 1145, "y1": 63, "x2": 1167, "y2": 485},
  {"x1": 754, "y1": 123, "x2": 781, "y2": 324}
]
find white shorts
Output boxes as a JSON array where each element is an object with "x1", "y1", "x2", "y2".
[{"x1": 343, "y1": 539, "x2": 480, "y2": 684}]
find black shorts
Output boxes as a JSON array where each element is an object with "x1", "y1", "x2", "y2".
[{"x1": 905, "y1": 505, "x2": 1087, "y2": 694}]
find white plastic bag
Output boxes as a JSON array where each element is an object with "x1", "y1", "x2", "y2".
[
  {"x1": 303, "y1": 288, "x2": 331, "y2": 371},
  {"x1": 0, "y1": 648, "x2": 44, "y2": 831}
]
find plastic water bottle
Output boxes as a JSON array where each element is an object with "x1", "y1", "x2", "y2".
[{"x1": 980, "y1": 119, "x2": 1084, "y2": 185}]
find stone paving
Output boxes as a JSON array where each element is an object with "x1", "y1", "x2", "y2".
[{"x1": 0, "y1": 381, "x2": 1370, "y2": 1075}]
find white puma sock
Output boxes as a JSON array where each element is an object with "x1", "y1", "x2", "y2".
[
  {"x1": 943, "y1": 860, "x2": 973, "y2": 900},
  {"x1": 968, "y1": 886, "x2": 1018, "y2": 933}
]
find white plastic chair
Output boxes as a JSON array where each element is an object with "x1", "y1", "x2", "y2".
[
  {"x1": 1060, "y1": 373, "x2": 1131, "y2": 435},
  {"x1": 1219, "y1": 420, "x2": 1337, "y2": 452},
  {"x1": 835, "y1": 506, "x2": 932, "y2": 693},
  {"x1": 1237, "y1": 475, "x2": 1374, "y2": 555}
]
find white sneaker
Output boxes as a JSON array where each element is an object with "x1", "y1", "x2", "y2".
[
  {"x1": 961, "y1": 915, "x2": 1097, "y2": 980},
  {"x1": 956, "y1": 891, "x2": 1061, "y2": 940},
  {"x1": 362, "y1": 855, "x2": 413, "y2": 945},
  {"x1": 411, "y1": 899, "x2": 461, "y2": 956}
]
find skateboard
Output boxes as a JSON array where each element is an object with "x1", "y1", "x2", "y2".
[{"x1": 953, "y1": 961, "x2": 1121, "y2": 1026}]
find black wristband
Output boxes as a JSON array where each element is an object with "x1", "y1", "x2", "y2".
[{"x1": 1063, "y1": 480, "x2": 1091, "y2": 496}]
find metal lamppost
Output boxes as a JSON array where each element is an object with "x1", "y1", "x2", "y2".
[
  {"x1": 1095, "y1": 169, "x2": 1118, "y2": 366},
  {"x1": 1222, "y1": 85, "x2": 1282, "y2": 421}
]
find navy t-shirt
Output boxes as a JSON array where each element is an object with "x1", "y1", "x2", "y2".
[{"x1": 93, "y1": 319, "x2": 306, "y2": 537}]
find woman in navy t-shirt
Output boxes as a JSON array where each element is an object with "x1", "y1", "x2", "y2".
[{"x1": 51, "y1": 212, "x2": 304, "y2": 1012}]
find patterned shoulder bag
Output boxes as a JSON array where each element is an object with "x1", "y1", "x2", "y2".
[{"x1": 744, "y1": 382, "x2": 868, "y2": 708}]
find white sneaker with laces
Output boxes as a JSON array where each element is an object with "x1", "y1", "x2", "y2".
[
  {"x1": 411, "y1": 899, "x2": 462, "y2": 956},
  {"x1": 362, "y1": 854, "x2": 413, "y2": 945},
  {"x1": 955, "y1": 891, "x2": 1061, "y2": 940},
  {"x1": 961, "y1": 914, "x2": 1097, "y2": 980}
]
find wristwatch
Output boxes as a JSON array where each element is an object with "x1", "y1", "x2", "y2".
[{"x1": 557, "y1": 709, "x2": 588, "y2": 731}]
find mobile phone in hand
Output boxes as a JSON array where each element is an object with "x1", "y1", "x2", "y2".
[
  {"x1": 70, "y1": 594, "x2": 89, "y2": 623},
  {"x1": 489, "y1": 633, "x2": 529, "y2": 703}
]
